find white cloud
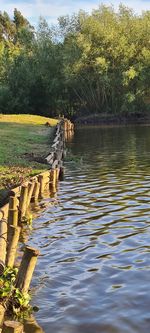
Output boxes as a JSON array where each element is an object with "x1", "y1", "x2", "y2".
[{"x1": 0, "y1": 0, "x2": 149, "y2": 25}]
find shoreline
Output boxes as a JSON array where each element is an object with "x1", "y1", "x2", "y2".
[
  {"x1": 74, "y1": 112, "x2": 150, "y2": 126},
  {"x1": 0, "y1": 119, "x2": 74, "y2": 333}
]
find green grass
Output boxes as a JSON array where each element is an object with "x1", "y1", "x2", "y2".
[
  {"x1": 0, "y1": 114, "x2": 58, "y2": 205},
  {"x1": 0, "y1": 114, "x2": 57, "y2": 125}
]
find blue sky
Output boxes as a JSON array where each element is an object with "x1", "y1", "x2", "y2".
[{"x1": 0, "y1": 0, "x2": 150, "y2": 26}]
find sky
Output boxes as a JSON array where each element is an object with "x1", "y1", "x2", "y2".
[{"x1": 0, "y1": 0, "x2": 150, "y2": 26}]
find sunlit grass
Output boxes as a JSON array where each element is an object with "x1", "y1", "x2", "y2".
[
  {"x1": 0, "y1": 114, "x2": 58, "y2": 126},
  {"x1": 0, "y1": 114, "x2": 57, "y2": 205}
]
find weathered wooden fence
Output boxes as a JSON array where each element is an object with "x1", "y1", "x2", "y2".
[{"x1": 0, "y1": 118, "x2": 74, "y2": 333}]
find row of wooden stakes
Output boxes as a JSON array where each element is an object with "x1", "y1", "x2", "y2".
[
  {"x1": 45, "y1": 118, "x2": 74, "y2": 166},
  {"x1": 0, "y1": 167, "x2": 62, "y2": 276},
  {"x1": 0, "y1": 118, "x2": 74, "y2": 332}
]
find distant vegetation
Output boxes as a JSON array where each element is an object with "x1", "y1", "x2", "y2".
[{"x1": 0, "y1": 6, "x2": 149, "y2": 118}]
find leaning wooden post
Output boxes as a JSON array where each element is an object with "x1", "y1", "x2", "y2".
[
  {"x1": 15, "y1": 246, "x2": 40, "y2": 294},
  {"x1": 6, "y1": 226, "x2": 21, "y2": 268},
  {"x1": 2, "y1": 321, "x2": 23, "y2": 333},
  {"x1": 19, "y1": 185, "x2": 28, "y2": 220},
  {"x1": 0, "y1": 217, "x2": 7, "y2": 275},
  {"x1": 26, "y1": 181, "x2": 35, "y2": 208},
  {"x1": 8, "y1": 196, "x2": 18, "y2": 227}
]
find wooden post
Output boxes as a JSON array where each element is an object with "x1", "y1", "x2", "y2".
[
  {"x1": 45, "y1": 152, "x2": 54, "y2": 165},
  {"x1": 32, "y1": 181, "x2": 40, "y2": 203},
  {"x1": 0, "y1": 305, "x2": 5, "y2": 327},
  {"x1": 59, "y1": 163, "x2": 65, "y2": 181},
  {"x1": 68, "y1": 120, "x2": 70, "y2": 131},
  {"x1": 0, "y1": 218, "x2": 7, "y2": 275},
  {"x1": 8, "y1": 196, "x2": 18, "y2": 227},
  {"x1": 55, "y1": 148, "x2": 63, "y2": 163},
  {"x1": 64, "y1": 130, "x2": 68, "y2": 141},
  {"x1": 56, "y1": 167, "x2": 60, "y2": 181},
  {"x1": 6, "y1": 226, "x2": 21, "y2": 268},
  {"x1": 38, "y1": 175, "x2": 45, "y2": 199},
  {"x1": 2, "y1": 321, "x2": 23, "y2": 333},
  {"x1": 0, "y1": 204, "x2": 9, "y2": 222},
  {"x1": 19, "y1": 185, "x2": 28, "y2": 220},
  {"x1": 64, "y1": 121, "x2": 67, "y2": 133},
  {"x1": 26, "y1": 181, "x2": 35, "y2": 208},
  {"x1": 50, "y1": 169, "x2": 57, "y2": 188},
  {"x1": 15, "y1": 246, "x2": 40, "y2": 294}
]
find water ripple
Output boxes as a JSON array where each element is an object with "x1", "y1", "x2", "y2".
[{"x1": 28, "y1": 126, "x2": 150, "y2": 333}]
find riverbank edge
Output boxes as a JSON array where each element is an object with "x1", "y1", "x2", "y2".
[
  {"x1": 0, "y1": 118, "x2": 74, "y2": 213},
  {"x1": 0, "y1": 122, "x2": 56, "y2": 210},
  {"x1": 0, "y1": 118, "x2": 74, "y2": 332},
  {"x1": 0, "y1": 115, "x2": 58, "y2": 207},
  {"x1": 74, "y1": 112, "x2": 150, "y2": 126}
]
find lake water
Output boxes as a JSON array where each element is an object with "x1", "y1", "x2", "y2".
[{"x1": 27, "y1": 125, "x2": 150, "y2": 333}]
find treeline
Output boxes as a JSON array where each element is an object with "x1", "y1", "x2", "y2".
[{"x1": 0, "y1": 5, "x2": 149, "y2": 118}]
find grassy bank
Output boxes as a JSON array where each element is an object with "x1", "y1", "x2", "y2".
[{"x1": 0, "y1": 114, "x2": 58, "y2": 205}]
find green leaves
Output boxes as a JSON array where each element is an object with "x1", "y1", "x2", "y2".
[
  {"x1": 123, "y1": 67, "x2": 138, "y2": 86},
  {"x1": 0, "y1": 5, "x2": 149, "y2": 116},
  {"x1": 0, "y1": 267, "x2": 18, "y2": 299},
  {"x1": 14, "y1": 289, "x2": 31, "y2": 308},
  {"x1": 0, "y1": 267, "x2": 32, "y2": 317}
]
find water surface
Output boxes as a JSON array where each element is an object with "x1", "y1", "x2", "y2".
[{"x1": 28, "y1": 125, "x2": 150, "y2": 333}]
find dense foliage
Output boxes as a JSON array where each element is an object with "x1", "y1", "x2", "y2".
[{"x1": 0, "y1": 6, "x2": 149, "y2": 118}]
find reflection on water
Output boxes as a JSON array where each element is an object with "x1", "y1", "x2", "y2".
[{"x1": 27, "y1": 125, "x2": 150, "y2": 333}]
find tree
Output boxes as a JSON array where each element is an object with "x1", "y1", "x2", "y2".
[{"x1": 0, "y1": 6, "x2": 149, "y2": 117}]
